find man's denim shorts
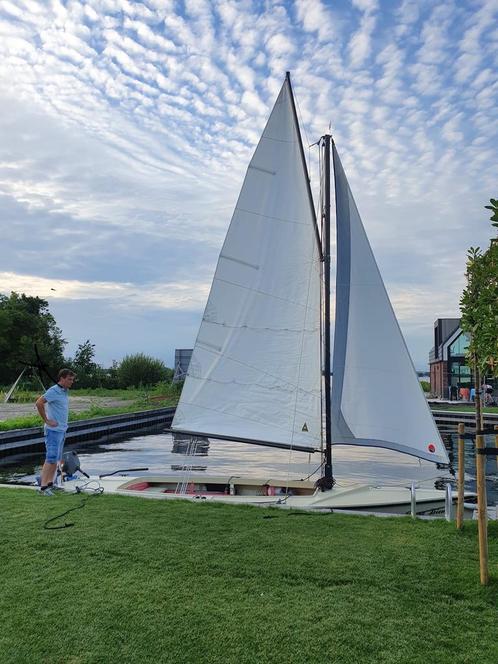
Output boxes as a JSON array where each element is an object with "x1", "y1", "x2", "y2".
[{"x1": 45, "y1": 429, "x2": 66, "y2": 463}]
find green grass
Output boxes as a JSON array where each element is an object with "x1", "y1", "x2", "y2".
[
  {"x1": 0, "y1": 385, "x2": 180, "y2": 431},
  {"x1": 0, "y1": 399, "x2": 177, "y2": 432},
  {"x1": 1, "y1": 489, "x2": 497, "y2": 664},
  {"x1": 430, "y1": 403, "x2": 498, "y2": 414},
  {"x1": 0, "y1": 388, "x2": 141, "y2": 403},
  {"x1": 0, "y1": 384, "x2": 181, "y2": 403}
]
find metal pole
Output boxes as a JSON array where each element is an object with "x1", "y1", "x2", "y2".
[
  {"x1": 322, "y1": 134, "x2": 333, "y2": 484},
  {"x1": 445, "y1": 483, "x2": 453, "y2": 522},
  {"x1": 410, "y1": 481, "x2": 416, "y2": 519}
]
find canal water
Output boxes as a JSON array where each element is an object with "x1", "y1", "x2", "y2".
[{"x1": 1, "y1": 428, "x2": 497, "y2": 503}]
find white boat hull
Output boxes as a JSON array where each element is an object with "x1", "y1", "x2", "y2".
[{"x1": 60, "y1": 474, "x2": 476, "y2": 517}]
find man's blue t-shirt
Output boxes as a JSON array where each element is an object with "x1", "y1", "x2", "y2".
[{"x1": 42, "y1": 384, "x2": 69, "y2": 433}]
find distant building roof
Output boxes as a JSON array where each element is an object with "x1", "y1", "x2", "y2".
[
  {"x1": 429, "y1": 318, "x2": 461, "y2": 364},
  {"x1": 173, "y1": 348, "x2": 193, "y2": 382}
]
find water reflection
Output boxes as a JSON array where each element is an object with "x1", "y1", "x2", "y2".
[
  {"x1": 171, "y1": 433, "x2": 210, "y2": 457},
  {"x1": 1, "y1": 429, "x2": 496, "y2": 502}
]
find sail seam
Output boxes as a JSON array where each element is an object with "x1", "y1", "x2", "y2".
[
  {"x1": 185, "y1": 344, "x2": 321, "y2": 399},
  {"x1": 258, "y1": 136, "x2": 295, "y2": 144},
  {"x1": 213, "y1": 276, "x2": 321, "y2": 311},
  {"x1": 248, "y1": 165, "x2": 276, "y2": 175},
  {"x1": 234, "y1": 206, "x2": 311, "y2": 227},
  {"x1": 185, "y1": 363, "x2": 321, "y2": 399},
  {"x1": 174, "y1": 400, "x2": 321, "y2": 444},
  {"x1": 202, "y1": 320, "x2": 320, "y2": 333},
  {"x1": 220, "y1": 254, "x2": 259, "y2": 269},
  {"x1": 197, "y1": 340, "x2": 222, "y2": 352}
]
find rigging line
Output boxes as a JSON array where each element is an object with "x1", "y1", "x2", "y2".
[
  {"x1": 287, "y1": 214, "x2": 321, "y2": 491},
  {"x1": 34, "y1": 344, "x2": 57, "y2": 387},
  {"x1": 16, "y1": 347, "x2": 55, "y2": 390},
  {"x1": 301, "y1": 459, "x2": 325, "y2": 481},
  {"x1": 293, "y1": 84, "x2": 312, "y2": 181}
]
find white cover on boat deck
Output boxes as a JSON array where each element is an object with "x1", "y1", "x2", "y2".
[
  {"x1": 331, "y1": 143, "x2": 448, "y2": 464},
  {"x1": 172, "y1": 78, "x2": 322, "y2": 451}
]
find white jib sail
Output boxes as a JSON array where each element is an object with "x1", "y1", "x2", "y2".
[
  {"x1": 331, "y1": 143, "x2": 449, "y2": 464},
  {"x1": 172, "y1": 78, "x2": 322, "y2": 452}
]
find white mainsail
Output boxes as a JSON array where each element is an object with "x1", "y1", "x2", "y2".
[
  {"x1": 171, "y1": 78, "x2": 322, "y2": 452},
  {"x1": 331, "y1": 143, "x2": 448, "y2": 464}
]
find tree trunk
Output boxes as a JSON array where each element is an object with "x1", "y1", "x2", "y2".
[{"x1": 474, "y1": 362, "x2": 483, "y2": 431}]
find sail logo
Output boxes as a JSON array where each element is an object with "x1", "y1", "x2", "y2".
[
  {"x1": 302, "y1": 423, "x2": 308, "y2": 432},
  {"x1": 427, "y1": 443, "x2": 436, "y2": 453}
]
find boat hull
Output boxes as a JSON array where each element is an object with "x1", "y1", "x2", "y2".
[{"x1": 59, "y1": 474, "x2": 477, "y2": 517}]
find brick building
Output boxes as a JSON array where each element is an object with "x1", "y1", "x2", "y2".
[{"x1": 429, "y1": 318, "x2": 472, "y2": 399}]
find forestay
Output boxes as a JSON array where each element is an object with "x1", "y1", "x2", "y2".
[
  {"x1": 331, "y1": 143, "x2": 449, "y2": 464},
  {"x1": 171, "y1": 78, "x2": 322, "y2": 452}
]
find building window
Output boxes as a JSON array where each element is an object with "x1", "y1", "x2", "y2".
[{"x1": 449, "y1": 332, "x2": 470, "y2": 357}]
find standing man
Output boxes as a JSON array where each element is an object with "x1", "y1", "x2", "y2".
[{"x1": 35, "y1": 368, "x2": 76, "y2": 495}]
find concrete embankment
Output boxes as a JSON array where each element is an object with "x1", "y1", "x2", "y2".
[
  {"x1": 0, "y1": 407, "x2": 174, "y2": 464},
  {"x1": 0, "y1": 406, "x2": 497, "y2": 465},
  {"x1": 430, "y1": 409, "x2": 498, "y2": 431}
]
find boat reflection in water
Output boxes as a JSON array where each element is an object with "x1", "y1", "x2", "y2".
[
  {"x1": 171, "y1": 433, "x2": 210, "y2": 456},
  {"x1": 170, "y1": 433, "x2": 209, "y2": 472}
]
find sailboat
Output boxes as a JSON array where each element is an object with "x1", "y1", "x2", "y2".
[{"x1": 64, "y1": 74, "x2": 463, "y2": 514}]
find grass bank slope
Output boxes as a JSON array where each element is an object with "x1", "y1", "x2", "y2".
[
  {"x1": 1, "y1": 489, "x2": 497, "y2": 664},
  {"x1": 0, "y1": 385, "x2": 179, "y2": 431}
]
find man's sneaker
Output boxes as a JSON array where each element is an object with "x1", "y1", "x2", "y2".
[
  {"x1": 50, "y1": 485, "x2": 65, "y2": 493},
  {"x1": 38, "y1": 487, "x2": 55, "y2": 496}
]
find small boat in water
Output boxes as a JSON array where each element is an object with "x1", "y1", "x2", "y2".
[
  {"x1": 154, "y1": 72, "x2": 467, "y2": 513},
  {"x1": 23, "y1": 73, "x2": 473, "y2": 516},
  {"x1": 60, "y1": 473, "x2": 473, "y2": 517}
]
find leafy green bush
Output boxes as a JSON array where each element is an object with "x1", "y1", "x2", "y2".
[
  {"x1": 420, "y1": 380, "x2": 430, "y2": 393},
  {"x1": 117, "y1": 353, "x2": 169, "y2": 388}
]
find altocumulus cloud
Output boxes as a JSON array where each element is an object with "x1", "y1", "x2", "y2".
[{"x1": 0, "y1": 0, "x2": 497, "y2": 367}]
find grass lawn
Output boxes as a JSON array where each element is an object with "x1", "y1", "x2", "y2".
[
  {"x1": 1, "y1": 489, "x2": 497, "y2": 664},
  {"x1": 0, "y1": 387, "x2": 175, "y2": 403},
  {"x1": 0, "y1": 400, "x2": 176, "y2": 432},
  {"x1": 430, "y1": 404, "x2": 498, "y2": 414},
  {"x1": 0, "y1": 386, "x2": 179, "y2": 431}
]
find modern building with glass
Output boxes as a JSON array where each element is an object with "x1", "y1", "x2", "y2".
[{"x1": 429, "y1": 318, "x2": 472, "y2": 399}]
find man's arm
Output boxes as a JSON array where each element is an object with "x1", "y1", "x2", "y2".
[{"x1": 35, "y1": 396, "x2": 57, "y2": 427}]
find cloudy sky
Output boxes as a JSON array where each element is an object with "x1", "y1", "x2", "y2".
[{"x1": 1, "y1": 0, "x2": 497, "y2": 371}]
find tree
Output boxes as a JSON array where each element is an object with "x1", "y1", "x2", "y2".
[
  {"x1": 73, "y1": 340, "x2": 97, "y2": 373},
  {"x1": 460, "y1": 199, "x2": 498, "y2": 423},
  {"x1": 484, "y1": 198, "x2": 498, "y2": 228},
  {"x1": 0, "y1": 292, "x2": 66, "y2": 386},
  {"x1": 67, "y1": 339, "x2": 102, "y2": 388},
  {"x1": 117, "y1": 353, "x2": 169, "y2": 388},
  {"x1": 459, "y1": 198, "x2": 498, "y2": 586}
]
